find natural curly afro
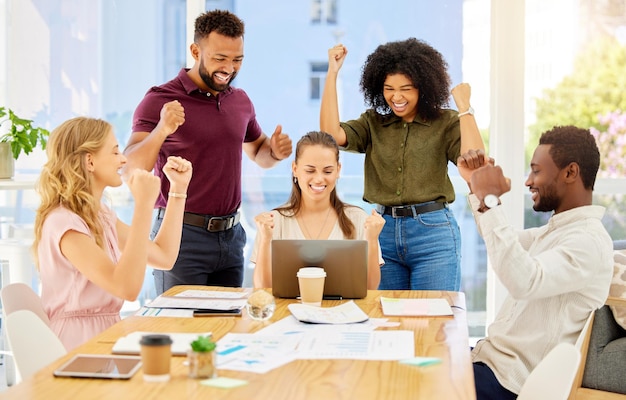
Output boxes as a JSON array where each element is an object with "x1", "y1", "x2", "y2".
[
  {"x1": 360, "y1": 38, "x2": 451, "y2": 121},
  {"x1": 194, "y1": 10, "x2": 245, "y2": 42}
]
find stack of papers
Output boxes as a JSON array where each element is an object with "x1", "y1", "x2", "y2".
[
  {"x1": 287, "y1": 301, "x2": 369, "y2": 324},
  {"x1": 144, "y1": 290, "x2": 248, "y2": 311},
  {"x1": 380, "y1": 297, "x2": 453, "y2": 316}
]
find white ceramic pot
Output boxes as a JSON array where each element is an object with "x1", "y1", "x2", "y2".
[{"x1": 0, "y1": 142, "x2": 14, "y2": 179}]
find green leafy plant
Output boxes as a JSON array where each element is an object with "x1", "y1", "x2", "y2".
[
  {"x1": 190, "y1": 335, "x2": 216, "y2": 353},
  {"x1": 0, "y1": 106, "x2": 50, "y2": 159}
]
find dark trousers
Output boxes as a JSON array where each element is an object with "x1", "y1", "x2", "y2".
[
  {"x1": 151, "y1": 216, "x2": 246, "y2": 295},
  {"x1": 474, "y1": 362, "x2": 518, "y2": 400}
]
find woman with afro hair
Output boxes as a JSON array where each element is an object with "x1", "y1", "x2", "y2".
[{"x1": 320, "y1": 38, "x2": 485, "y2": 291}]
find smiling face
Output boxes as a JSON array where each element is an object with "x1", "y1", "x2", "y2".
[
  {"x1": 292, "y1": 144, "x2": 341, "y2": 204},
  {"x1": 89, "y1": 129, "x2": 126, "y2": 190},
  {"x1": 383, "y1": 73, "x2": 419, "y2": 122},
  {"x1": 525, "y1": 144, "x2": 564, "y2": 213},
  {"x1": 193, "y1": 31, "x2": 244, "y2": 95}
]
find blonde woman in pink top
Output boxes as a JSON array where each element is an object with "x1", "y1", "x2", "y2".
[{"x1": 33, "y1": 116, "x2": 192, "y2": 351}]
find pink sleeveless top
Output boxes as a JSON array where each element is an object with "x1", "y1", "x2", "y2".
[{"x1": 38, "y1": 205, "x2": 123, "y2": 351}]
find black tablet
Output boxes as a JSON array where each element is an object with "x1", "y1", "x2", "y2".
[{"x1": 53, "y1": 354, "x2": 142, "y2": 379}]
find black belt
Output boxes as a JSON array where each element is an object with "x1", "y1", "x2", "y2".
[
  {"x1": 376, "y1": 202, "x2": 445, "y2": 218},
  {"x1": 157, "y1": 208, "x2": 240, "y2": 232}
]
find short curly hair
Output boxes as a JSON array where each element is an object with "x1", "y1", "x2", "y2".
[
  {"x1": 539, "y1": 125, "x2": 600, "y2": 190},
  {"x1": 360, "y1": 38, "x2": 451, "y2": 121},
  {"x1": 194, "y1": 10, "x2": 245, "y2": 42}
]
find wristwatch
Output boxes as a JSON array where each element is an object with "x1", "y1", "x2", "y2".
[
  {"x1": 458, "y1": 106, "x2": 474, "y2": 118},
  {"x1": 484, "y1": 194, "x2": 500, "y2": 209}
]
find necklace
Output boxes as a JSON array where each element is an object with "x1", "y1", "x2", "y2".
[{"x1": 299, "y1": 208, "x2": 333, "y2": 239}]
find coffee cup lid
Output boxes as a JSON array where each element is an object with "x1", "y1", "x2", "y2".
[
  {"x1": 140, "y1": 334, "x2": 173, "y2": 346},
  {"x1": 297, "y1": 267, "x2": 326, "y2": 278}
]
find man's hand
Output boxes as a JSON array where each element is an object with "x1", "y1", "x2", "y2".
[
  {"x1": 269, "y1": 125, "x2": 293, "y2": 160},
  {"x1": 155, "y1": 100, "x2": 185, "y2": 137},
  {"x1": 470, "y1": 163, "x2": 512, "y2": 208}
]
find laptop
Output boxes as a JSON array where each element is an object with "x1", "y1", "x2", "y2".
[{"x1": 271, "y1": 239, "x2": 369, "y2": 299}]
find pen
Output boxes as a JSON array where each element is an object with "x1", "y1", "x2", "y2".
[
  {"x1": 323, "y1": 295, "x2": 343, "y2": 300},
  {"x1": 192, "y1": 309, "x2": 242, "y2": 317}
]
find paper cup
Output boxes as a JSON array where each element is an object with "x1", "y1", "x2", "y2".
[
  {"x1": 297, "y1": 267, "x2": 326, "y2": 306},
  {"x1": 139, "y1": 334, "x2": 173, "y2": 382}
]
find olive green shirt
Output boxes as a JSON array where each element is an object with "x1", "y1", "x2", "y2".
[{"x1": 340, "y1": 108, "x2": 461, "y2": 206}]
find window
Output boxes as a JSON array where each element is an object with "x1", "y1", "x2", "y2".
[
  {"x1": 310, "y1": 0, "x2": 337, "y2": 24},
  {"x1": 309, "y1": 62, "x2": 328, "y2": 100}
]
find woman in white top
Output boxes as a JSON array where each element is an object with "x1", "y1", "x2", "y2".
[{"x1": 251, "y1": 131, "x2": 385, "y2": 289}]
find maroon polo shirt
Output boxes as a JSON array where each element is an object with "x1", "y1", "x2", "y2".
[{"x1": 132, "y1": 68, "x2": 263, "y2": 216}]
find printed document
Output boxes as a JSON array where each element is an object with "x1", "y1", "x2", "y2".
[{"x1": 287, "y1": 300, "x2": 369, "y2": 324}]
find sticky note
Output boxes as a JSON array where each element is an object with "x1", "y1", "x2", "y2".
[
  {"x1": 200, "y1": 377, "x2": 248, "y2": 388},
  {"x1": 399, "y1": 357, "x2": 442, "y2": 367}
]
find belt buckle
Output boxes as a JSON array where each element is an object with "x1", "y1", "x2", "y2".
[
  {"x1": 208, "y1": 216, "x2": 230, "y2": 232},
  {"x1": 207, "y1": 212, "x2": 240, "y2": 232},
  {"x1": 391, "y1": 207, "x2": 401, "y2": 218}
]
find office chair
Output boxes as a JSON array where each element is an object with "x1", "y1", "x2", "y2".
[
  {"x1": 517, "y1": 342, "x2": 580, "y2": 400},
  {"x1": 4, "y1": 310, "x2": 66, "y2": 380}
]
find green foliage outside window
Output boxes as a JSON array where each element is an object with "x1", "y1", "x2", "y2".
[{"x1": 528, "y1": 37, "x2": 626, "y2": 166}]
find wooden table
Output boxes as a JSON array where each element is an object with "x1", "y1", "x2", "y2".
[{"x1": 1, "y1": 287, "x2": 476, "y2": 399}]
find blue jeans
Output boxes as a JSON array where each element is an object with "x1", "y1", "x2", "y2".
[
  {"x1": 378, "y1": 204, "x2": 461, "y2": 290},
  {"x1": 151, "y1": 216, "x2": 246, "y2": 295}
]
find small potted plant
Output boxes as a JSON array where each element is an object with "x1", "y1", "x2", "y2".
[
  {"x1": 0, "y1": 107, "x2": 50, "y2": 179},
  {"x1": 188, "y1": 335, "x2": 217, "y2": 379}
]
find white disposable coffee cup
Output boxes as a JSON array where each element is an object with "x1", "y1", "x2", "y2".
[{"x1": 297, "y1": 267, "x2": 326, "y2": 307}]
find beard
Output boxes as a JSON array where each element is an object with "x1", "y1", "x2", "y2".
[
  {"x1": 533, "y1": 182, "x2": 560, "y2": 212},
  {"x1": 199, "y1": 59, "x2": 236, "y2": 93}
]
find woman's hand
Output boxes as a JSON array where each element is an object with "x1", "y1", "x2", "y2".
[
  {"x1": 364, "y1": 209, "x2": 385, "y2": 242},
  {"x1": 162, "y1": 156, "x2": 192, "y2": 193},
  {"x1": 327, "y1": 44, "x2": 348, "y2": 74},
  {"x1": 254, "y1": 211, "x2": 275, "y2": 241},
  {"x1": 457, "y1": 149, "x2": 493, "y2": 184},
  {"x1": 125, "y1": 168, "x2": 161, "y2": 207},
  {"x1": 451, "y1": 83, "x2": 472, "y2": 113}
]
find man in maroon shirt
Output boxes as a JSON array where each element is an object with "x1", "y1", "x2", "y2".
[{"x1": 124, "y1": 10, "x2": 292, "y2": 294}]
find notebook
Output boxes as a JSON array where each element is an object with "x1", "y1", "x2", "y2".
[
  {"x1": 112, "y1": 331, "x2": 212, "y2": 355},
  {"x1": 271, "y1": 239, "x2": 368, "y2": 299},
  {"x1": 379, "y1": 297, "x2": 454, "y2": 316}
]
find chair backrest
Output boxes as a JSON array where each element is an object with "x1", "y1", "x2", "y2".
[
  {"x1": 517, "y1": 342, "x2": 581, "y2": 400},
  {"x1": 5, "y1": 310, "x2": 66, "y2": 380},
  {"x1": 0, "y1": 282, "x2": 51, "y2": 325},
  {"x1": 575, "y1": 311, "x2": 595, "y2": 351}
]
